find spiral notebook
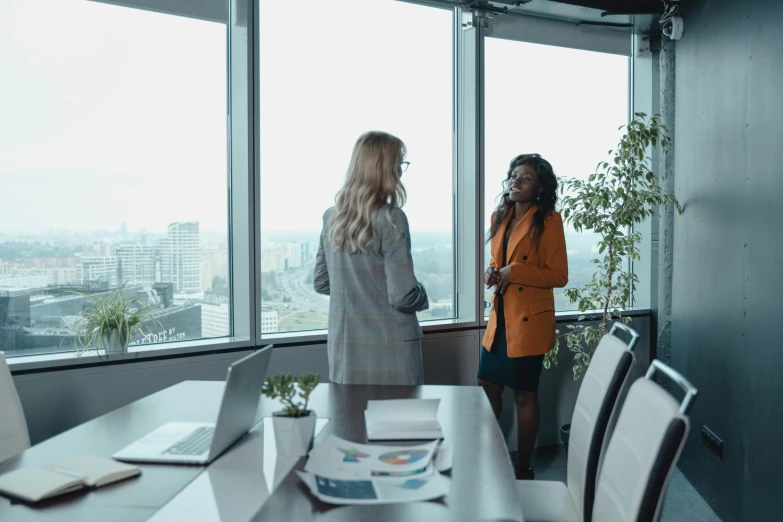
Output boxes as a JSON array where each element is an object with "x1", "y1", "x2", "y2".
[{"x1": 0, "y1": 455, "x2": 141, "y2": 503}]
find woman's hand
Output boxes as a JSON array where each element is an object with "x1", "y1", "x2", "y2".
[
  {"x1": 495, "y1": 266, "x2": 512, "y2": 294},
  {"x1": 484, "y1": 266, "x2": 500, "y2": 288}
]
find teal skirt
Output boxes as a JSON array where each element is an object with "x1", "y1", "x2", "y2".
[{"x1": 477, "y1": 298, "x2": 544, "y2": 393}]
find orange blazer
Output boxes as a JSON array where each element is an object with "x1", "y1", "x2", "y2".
[{"x1": 481, "y1": 206, "x2": 569, "y2": 358}]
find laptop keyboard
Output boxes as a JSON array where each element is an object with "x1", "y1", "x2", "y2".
[{"x1": 162, "y1": 426, "x2": 215, "y2": 456}]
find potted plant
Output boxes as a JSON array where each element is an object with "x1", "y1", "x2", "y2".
[
  {"x1": 261, "y1": 372, "x2": 320, "y2": 457},
  {"x1": 70, "y1": 283, "x2": 161, "y2": 357},
  {"x1": 542, "y1": 113, "x2": 683, "y2": 449}
]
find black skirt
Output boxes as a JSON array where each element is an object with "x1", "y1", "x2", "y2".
[{"x1": 477, "y1": 236, "x2": 544, "y2": 392}]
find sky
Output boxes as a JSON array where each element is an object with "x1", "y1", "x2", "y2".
[
  {"x1": 0, "y1": 0, "x2": 228, "y2": 234},
  {"x1": 483, "y1": 38, "x2": 629, "y2": 228},
  {"x1": 0, "y1": 0, "x2": 628, "y2": 237},
  {"x1": 258, "y1": 0, "x2": 453, "y2": 234}
]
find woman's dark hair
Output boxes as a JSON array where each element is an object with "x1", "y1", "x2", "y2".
[{"x1": 487, "y1": 153, "x2": 558, "y2": 249}]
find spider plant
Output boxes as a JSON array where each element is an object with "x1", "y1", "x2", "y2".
[{"x1": 70, "y1": 283, "x2": 161, "y2": 357}]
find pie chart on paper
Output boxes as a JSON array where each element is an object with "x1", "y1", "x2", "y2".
[{"x1": 378, "y1": 449, "x2": 429, "y2": 466}]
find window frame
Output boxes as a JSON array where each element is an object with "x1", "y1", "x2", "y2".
[
  {"x1": 3, "y1": 0, "x2": 255, "y2": 367},
  {"x1": 5, "y1": 1, "x2": 650, "y2": 372},
  {"x1": 477, "y1": 13, "x2": 634, "y2": 326},
  {"x1": 254, "y1": 1, "x2": 465, "y2": 341}
]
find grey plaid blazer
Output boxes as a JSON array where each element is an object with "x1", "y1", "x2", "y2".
[{"x1": 313, "y1": 205, "x2": 429, "y2": 385}]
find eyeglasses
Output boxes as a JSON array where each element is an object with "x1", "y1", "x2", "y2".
[{"x1": 400, "y1": 161, "x2": 410, "y2": 173}]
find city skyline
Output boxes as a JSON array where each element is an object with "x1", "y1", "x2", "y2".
[
  {"x1": 0, "y1": 211, "x2": 605, "y2": 360},
  {"x1": 0, "y1": 217, "x2": 456, "y2": 357}
]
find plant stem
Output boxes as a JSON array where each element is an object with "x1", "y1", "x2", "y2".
[
  {"x1": 281, "y1": 390, "x2": 299, "y2": 415},
  {"x1": 604, "y1": 235, "x2": 615, "y2": 327}
]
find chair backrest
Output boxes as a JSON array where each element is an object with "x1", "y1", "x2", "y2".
[
  {"x1": 0, "y1": 353, "x2": 30, "y2": 463},
  {"x1": 592, "y1": 360, "x2": 697, "y2": 522},
  {"x1": 566, "y1": 322, "x2": 639, "y2": 522}
]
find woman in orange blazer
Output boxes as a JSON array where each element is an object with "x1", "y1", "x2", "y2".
[{"x1": 479, "y1": 153, "x2": 568, "y2": 480}]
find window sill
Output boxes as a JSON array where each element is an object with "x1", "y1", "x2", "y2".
[
  {"x1": 481, "y1": 307, "x2": 652, "y2": 325},
  {"x1": 259, "y1": 318, "x2": 481, "y2": 346},
  {"x1": 554, "y1": 307, "x2": 651, "y2": 322},
  {"x1": 7, "y1": 309, "x2": 651, "y2": 374},
  {"x1": 7, "y1": 336, "x2": 253, "y2": 374}
]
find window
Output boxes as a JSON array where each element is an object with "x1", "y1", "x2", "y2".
[
  {"x1": 258, "y1": 0, "x2": 454, "y2": 334},
  {"x1": 0, "y1": 0, "x2": 232, "y2": 357},
  {"x1": 483, "y1": 38, "x2": 630, "y2": 315}
]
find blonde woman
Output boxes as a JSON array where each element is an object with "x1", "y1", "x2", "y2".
[{"x1": 313, "y1": 131, "x2": 429, "y2": 385}]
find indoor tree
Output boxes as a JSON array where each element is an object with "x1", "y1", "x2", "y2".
[{"x1": 543, "y1": 112, "x2": 682, "y2": 380}]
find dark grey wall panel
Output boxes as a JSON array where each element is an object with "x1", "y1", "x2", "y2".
[
  {"x1": 263, "y1": 331, "x2": 482, "y2": 386},
  {"x1": 11, "y1": 330, "x2": 481, "y2": 445},
  {"x1": 265, "y1": 344, "x2": 331, "y2": 380},
  {"x1": 13, "y1": 350, "x2": 253, "y2": 445},
  {"x1": 673, "y1": 1, "x2": 783, "y2": 520},
  {"x1": 421, "y1": 331, "x2": 481, "y2": 385},
  {"x1": 486, "y1": 315, "x2": 650, "y2": 449},
  {"x1": 12, "y1": 317, "x2": 649, "y2": 451}
]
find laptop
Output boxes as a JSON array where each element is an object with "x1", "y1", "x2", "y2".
[{"x1": 112, "y1": 345, "x2": 273, "y2": 465}]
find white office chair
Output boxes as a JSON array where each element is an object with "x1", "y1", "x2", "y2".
[
  {"x1": 517, "y1": 322, "x2": 640, "y2": 522},
  {"x1": 592, "y1": 360, "x2": 697, "y2": 522},
  {"x1": 0, "y1": 353, "x2": 30, "y2": 463}
]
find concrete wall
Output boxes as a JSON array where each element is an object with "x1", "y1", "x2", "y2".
[
  {"x1": 12, "y1": 316, "x2": 650, "y2": 450},
  {"x1": 672, "y1": 1, "x2": 783, "y2": 520}
]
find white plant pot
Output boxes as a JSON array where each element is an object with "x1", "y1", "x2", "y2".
[
  {"x1": 103, "y1": 329, "x2": 129, "y2": 354},
  {"x1": 272, "y1": 411, "x2": 316, "y2": 457}
]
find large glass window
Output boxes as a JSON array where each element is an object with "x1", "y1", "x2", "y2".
[
  {"x1": 259, "y1": 0, "x2": 454, "y2": 334},
  {"x1": 483, "y1": 38, "x2": 629, "y2": 315},
  {"x1": 0, "y1": 1, "x2": 231, "y2": 357}
]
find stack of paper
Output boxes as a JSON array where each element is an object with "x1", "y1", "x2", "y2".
[
  {"x1": 297, "y1": 434, "x2": 450, "y2": 505},
  {"x1": 364, "y1": 399, "x2": 443, "y2": 440}
]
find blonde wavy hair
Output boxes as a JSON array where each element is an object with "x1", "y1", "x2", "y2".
[{"x1": 329, "y1": 131, "x2": 407, "y2": 254}]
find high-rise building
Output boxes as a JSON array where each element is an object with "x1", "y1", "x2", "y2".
[
  {"x1": 161, "y1": 222, "x2": 200, "y2": 293},
  {"x1": 200, "y1": 301, "x2": 230, "y2": 337},
  {"x1": 77, "y1": 255, "x2": 118, "y2": 286},
  {"x1": 116, "y1": 245, "x2": 158, "y2": 288},
  {"x1": 284, "y1": 243, "x2": 301, "y2": 269},
  {"x1": 261, "y1": 309, "x2": 279, "y2": 333},
  {"x1": 200, "y1": 247, "x2": 229, "y2": 292},
  {"x1": 260, "y1": 257, "x2": 275, "y2": 273},
  {"x1": 300, "y1": 241, "x2": 311, "y2": 265},
  {"x1": 84, "y1": 241, "x2": 112, "y2": 258},
  {"x1": 45, "y1": 266, "x2": 77, "y2": 286},
  {"x1": 261, "y1": 244, "x2": 287, "y2": 272},
  {"x1": 0, "y1": 291, "x2": 31, "y2": 354}
]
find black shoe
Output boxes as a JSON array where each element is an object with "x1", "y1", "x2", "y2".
[{"x1": 515, "y1": 465, "x2": 534, "y2": 480}]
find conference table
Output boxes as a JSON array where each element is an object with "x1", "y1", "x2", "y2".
[{"x1": 0, "y1": 381, "x2": 524, "y2": 521}]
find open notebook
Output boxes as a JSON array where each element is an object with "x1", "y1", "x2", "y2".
[{"x1": 0, "y1": 455, "x2": 140, "y2": 503}]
